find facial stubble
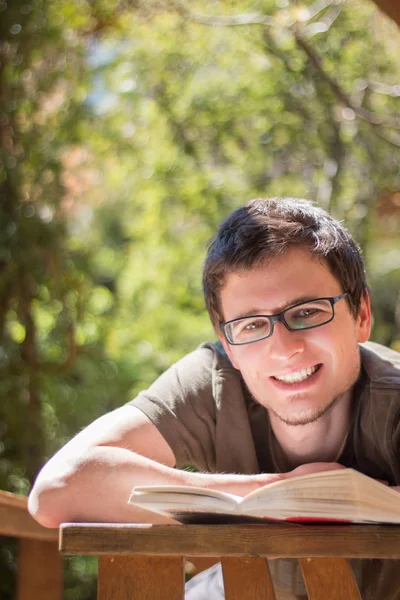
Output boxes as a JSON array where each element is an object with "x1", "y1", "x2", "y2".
[{"x1": 253, "y1": 353, "x2": 362, "y2": 427}]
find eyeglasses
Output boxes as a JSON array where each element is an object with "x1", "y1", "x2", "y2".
[{"x1": 220, "y1": 293, "x2": 349, "y2": 346}]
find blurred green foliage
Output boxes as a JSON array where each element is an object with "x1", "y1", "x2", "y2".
[{"x1": 1, "y1": 0, "x2": 399, "y2": 597}]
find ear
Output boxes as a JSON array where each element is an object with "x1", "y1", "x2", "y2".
[
  {"x1": 356, "y1": 291, "x2": 372, "y2": 343},
  {"x1": 218, "y1": 331, "x2": 240, "y2": 370}
]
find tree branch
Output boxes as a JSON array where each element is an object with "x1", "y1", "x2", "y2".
[
  {"x1": 171, "y1": 1, "x2": 400, "y2": 135},
  {"x1": 371, "y1": 128, "x2": 400, "y2": 148},
  {"x1": 189, "y1": 12, "x2": 274, "y2": 27},
  {"x1": 366, "y1": 80, "x2": 400, "y2": 97},
  {"x1": 169, "y1": 0, "x2": 274, "y2": 27},
  {"x1": 304, "y1": 5, "x2": 342, "y2": 37},
  {"x1": 18, "y1": 272, "x2": 45, "y2": 482},
  {"x1": 293, "y1": 31, "x2": 400, "y2": 131},
  {"x1": 305, "y1": 0, "x2": 341, "y2": 21}
]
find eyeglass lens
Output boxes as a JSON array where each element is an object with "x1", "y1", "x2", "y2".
[{"x1": 225, "y1": 299, "x2": 334, "y2": 344}]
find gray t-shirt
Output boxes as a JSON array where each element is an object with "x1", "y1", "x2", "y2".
[
  {"x1": 131, "y1": 340, "x2": 400, "y2": 485},
  {"x1": 129, "y1": 340, "x2": 400, "y2": 600}
]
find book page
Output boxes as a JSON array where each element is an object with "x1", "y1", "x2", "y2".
[
  {"x1": 239, "y1": 469, "x2": 400, "y2": 522},
  {"x1": 129, "y1": 485, "x2": 243, "y2": 514},
  {"x1": 240, "y1": 468, "x2": 352, "y2": 505},
  {"x1": 132, "y1": 484, "x2": 242, "y2": 503}
]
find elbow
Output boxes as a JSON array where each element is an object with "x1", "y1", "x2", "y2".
[
  {"x1": 28, "y1": 479, "x2": 67, "y2": 528},
  {"x1": 28, "y1": 458, "x2": 83, "y2": 528},
  {"x1": 28, "y1": 499, "x2": 60, "y2": 529}
]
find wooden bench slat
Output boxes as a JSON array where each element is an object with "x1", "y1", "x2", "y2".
[
  {"x1": 221, "y1": 557, "x2": 276, "y2": 600},
  {"x1": 16, "y1": 538, "x2": 63, "y2": 600},
  {"x1": 0, "y1": 490, "x2": 63, "y2": 600},
  {"x1": 300, "y1": 558, "x2": 362, "y2": 600},
  {"x1": 0, "y1": 504, "x2": 58, "y2": 540},
  {"x1": 98, "y1": 555, "x2": 184, "y2": 600},
  {"x1": 60, "y1": 523, "x2": 400, "y2": 559},
  {"x1": 0, "y1": 490, "x2": 28, "y2": 509}
]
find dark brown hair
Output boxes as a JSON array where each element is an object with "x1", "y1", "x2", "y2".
[{"x1": 203, "y1": 197, "x2": 368, "y2": 329}]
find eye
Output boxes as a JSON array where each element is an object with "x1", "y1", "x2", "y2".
[
  {"x1": 286, "y1": 301, "x2": 332, "y2": 330},
  {"x1": 234, "y1": 318, "x2": 269, "y2": 337},
  {"x1": 294, "y1": 308, "x2": 320, "y2": 319},
  {"x1": 244, "y1": 319, "x2": 265, "y2": 330}
]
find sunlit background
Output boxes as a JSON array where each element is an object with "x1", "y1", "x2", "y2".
[{"x1": 1, "y1": 0, "x2": 399, "y2": 596}]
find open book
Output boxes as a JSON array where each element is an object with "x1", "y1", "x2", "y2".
[{"x1": 128, "y1": 469, "x2": 400, "y2": 524}]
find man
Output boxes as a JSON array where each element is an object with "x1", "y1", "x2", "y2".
[{"x1": 29, "y1": 197, "x2": 400, "y2": 598}]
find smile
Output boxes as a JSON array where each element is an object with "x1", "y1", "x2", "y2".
[{"x1": 273, "y1": 364, "x2": 321, "y2": 384}]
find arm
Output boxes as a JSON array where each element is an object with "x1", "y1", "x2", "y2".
[{"x1": 28, "y1": 405, "x2": 285, "y2": 528}]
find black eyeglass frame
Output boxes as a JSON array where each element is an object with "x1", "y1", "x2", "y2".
[{"x1": 219, "y1": 292, "x2": 349, "y2": 346}]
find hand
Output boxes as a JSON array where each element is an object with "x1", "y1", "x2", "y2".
[
  {"x1": 206, "y1": 472, "x2": 284, "y2": 497},
  {"x1": 283, "y1": 462, "x2": 346, "y2": 479},
  {"x1": 214, "y1": 463, "x2": 346, "y2": 497},
  {"x1": 284, "y1": 463, "x2": 393, "y2": 488}
]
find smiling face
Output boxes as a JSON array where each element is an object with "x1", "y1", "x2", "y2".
[{"x1": 218, "y1": 246, "x2": 371, "y2": 427}]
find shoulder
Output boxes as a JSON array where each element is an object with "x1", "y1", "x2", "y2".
[
  {"x1": 170, "y1": 340, "x2": 236, "y2": 380},
  {"x1": 359, "y1": 341, "x2": 400, "y2": 390},
  {"x1": 179, "y1": 341, "x2": 235, "y2": 373},
  {"x1": 141, "y1": 341, "x2": 238, "y2": 400}
]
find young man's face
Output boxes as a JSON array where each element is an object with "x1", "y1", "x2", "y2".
[{"x1": 218, "y1": 247, "x2": 371, "y2": 427}]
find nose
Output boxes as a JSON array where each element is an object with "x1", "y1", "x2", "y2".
[{"x1": 266, "y1": 321, "x2": 305, "y2": 361}]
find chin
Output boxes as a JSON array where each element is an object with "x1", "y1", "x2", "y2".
[{"x1": 269, "y1": 395, "x2": 341, "y2": 427}]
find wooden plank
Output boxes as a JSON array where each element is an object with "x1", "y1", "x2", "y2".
[
  {"x1": 0, "y1": 504, "x2": 58, "y2": 540},
  {"x1": 186, "y1": 556, "x2": 219, "y2": 576},
  {"x1": 60, "y1": 523, "x2": 400, "y2": 559},
  {"x1": 0, "y1": 490, "x2": 28, "y2": 509},
  {"x1": 16, "y1": 538, "x2": 63, "y2": 600},
  {"x1": 98, "y1": 555, "x2": 184, "y2": 600},
  {"x1": 300, "y1": 558, "x2": 362, "y2": 600},
  {"x1": 0, "y1": 490, "x2": 58, "y2": 540},
  {"x1": 221, "y1": 557, "x2": 276, "y2": 600}
]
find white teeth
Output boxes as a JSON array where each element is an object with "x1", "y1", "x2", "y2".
[{"x1": 274, "y1": 365, "x2": 317, "y2": 384}]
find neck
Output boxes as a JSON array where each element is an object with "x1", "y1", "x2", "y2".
[{"x1": 269, "y1": 391, "x2": 352, "y2": 471}]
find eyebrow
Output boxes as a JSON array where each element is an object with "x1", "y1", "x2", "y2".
[{"x1": 231, "y1": 295, "x2": 319, "y2": 320}]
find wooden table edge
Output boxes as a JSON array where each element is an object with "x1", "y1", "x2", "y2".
[{"x1": 59, "y1": 522, "x2": 400, "y2": 558}]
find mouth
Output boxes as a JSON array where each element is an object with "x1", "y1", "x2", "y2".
[{"x1": 272, "y1": 364, "x2": 322, "y2": 385}]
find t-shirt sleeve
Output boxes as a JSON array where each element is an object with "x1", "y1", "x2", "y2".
[{"x1": 127, "y1": 346, "x2": 217, "y2": 471}]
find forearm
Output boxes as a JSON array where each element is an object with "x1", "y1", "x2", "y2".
[
  {"x1": 28, "y1": 445, "x2": 282, "y2": 528},
  {"x1": 29, "y1": 446, "x2": 179, "y2": 527}
]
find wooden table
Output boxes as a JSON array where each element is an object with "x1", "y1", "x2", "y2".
[{"x1": 60, "y1": 522, "x2": 400, "y2": 599}]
